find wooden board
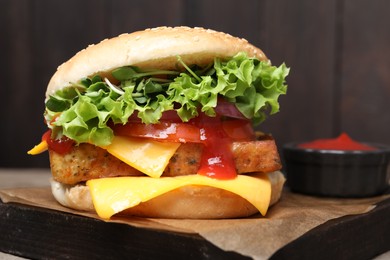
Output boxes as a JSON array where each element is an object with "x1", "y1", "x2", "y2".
[
  {"x1": 1, "y1": 197, "x2": 389, "y2": 260},
  {"x1": 0, "y1": 200, "x2": 249, "y2": 260}
]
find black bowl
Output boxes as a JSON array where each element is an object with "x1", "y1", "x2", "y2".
[{"x1": 283, "y1": 143, "x2": 390, "y2": 197}]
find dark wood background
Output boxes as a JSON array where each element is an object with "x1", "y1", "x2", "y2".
[{"x1": 1, "y1": 0, "x2": 389, "y2": 168}]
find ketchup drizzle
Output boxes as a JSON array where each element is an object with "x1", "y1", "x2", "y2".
[
  {"x1": 42, "y1": 130, "x2": 75, "y2": 154},
  {"x1": 194, "y1": 114, "x2": 238, "y2": 179}
]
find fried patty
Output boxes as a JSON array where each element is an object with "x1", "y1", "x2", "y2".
[{"x1": 49, "y1": 136, "x2": 281, "y2": 185}]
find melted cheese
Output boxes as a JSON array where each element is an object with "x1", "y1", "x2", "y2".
[
  {"x1": 103, "y1": 136, "x2": 181, "y2": 178},
  {"x1": 27, "y1": 140, "x2": 48, "y2": 155},
  {"x1": 87, "y1": 173, "x2": 271, "y2": 219}
]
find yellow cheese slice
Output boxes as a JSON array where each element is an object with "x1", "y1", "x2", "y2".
[
  {"x1": 27, "y1": 140, "x2": 48, "y2": 155},
  {"x1": 87, "y1": 173, "x2": 271, "y2": 219},
  {"x1": 102, "y1": 136, "x2": 181, "y2": 178},
  {"x1": 28, "y1": 135, "x2": 179, "y2": 178}
]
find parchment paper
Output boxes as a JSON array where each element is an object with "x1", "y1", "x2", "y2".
[{"x1": 0, "y1": 187, "x2": 389, "y2": 260}]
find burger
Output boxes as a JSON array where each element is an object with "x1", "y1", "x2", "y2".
[{"x1": 28, "y1": 26, "x2": 289, "y2": 219}]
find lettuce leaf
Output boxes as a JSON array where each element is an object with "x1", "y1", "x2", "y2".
[{"x1": 45, "y1": 52, "x2": 289, "y2": 146}]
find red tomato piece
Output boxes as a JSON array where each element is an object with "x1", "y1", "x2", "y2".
[
  {"x1": 222, "y1": 119, "x2": 255, "y2": 141},
  {"x1": 113, "y1": 122, "x2": 203, "y2": 143}
]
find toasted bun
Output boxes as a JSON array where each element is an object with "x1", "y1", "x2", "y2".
[
  {"x1": 46, "y1": 26, "x2": 267, "y2": 99},
  {"x1": 50, "y1": 171, "x2": 285, "y2": 219}
]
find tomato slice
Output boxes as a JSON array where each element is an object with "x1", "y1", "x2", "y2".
[
  {"x1": 113, "y1": 118, "x2": 255, "y2": 143},
  {"x1": 113, "y1": 122, "x2": 203, "y2": 143},
  {"x1": 222, "y1": 119, "x2": 255, "y2": 141}
]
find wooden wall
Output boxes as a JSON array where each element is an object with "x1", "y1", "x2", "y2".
[{"x1": 1, "y1": 0, "x2": 389, "y2": 168}]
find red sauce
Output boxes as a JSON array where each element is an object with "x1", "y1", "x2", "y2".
[
  {"x1": 298, "y1": 133, "x2": 377, "y2": 151},
  {"x1": 42, "y1": 130, "x2": 75, "y2": 154},
  {"x1": 196, "y1": 116, "x2": 237, "y2": 180}
]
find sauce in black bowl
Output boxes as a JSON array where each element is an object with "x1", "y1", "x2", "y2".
[{"x1": 283, "y1": 134, "x2": 390, "y2": 197}]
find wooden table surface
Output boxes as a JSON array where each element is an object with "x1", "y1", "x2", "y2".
[
  {"x1": 0, "y1": 169, "x2": 51, "y2": 260},
  {"x1": 1, "y1": 168, "x2": 389, "y2": 260}
]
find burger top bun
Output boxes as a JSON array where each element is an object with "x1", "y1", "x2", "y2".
[{"x1": 46, "y1": 26, "x2": 267, "y2": 99}]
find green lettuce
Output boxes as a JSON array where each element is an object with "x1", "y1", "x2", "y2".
[{"x1": 45, "y1": 52, "x2": 289, "y2": 146}]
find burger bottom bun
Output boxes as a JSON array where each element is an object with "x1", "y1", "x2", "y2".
[{"x1": 50, "y1": 171, "x2": 285, "y2": 219}]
